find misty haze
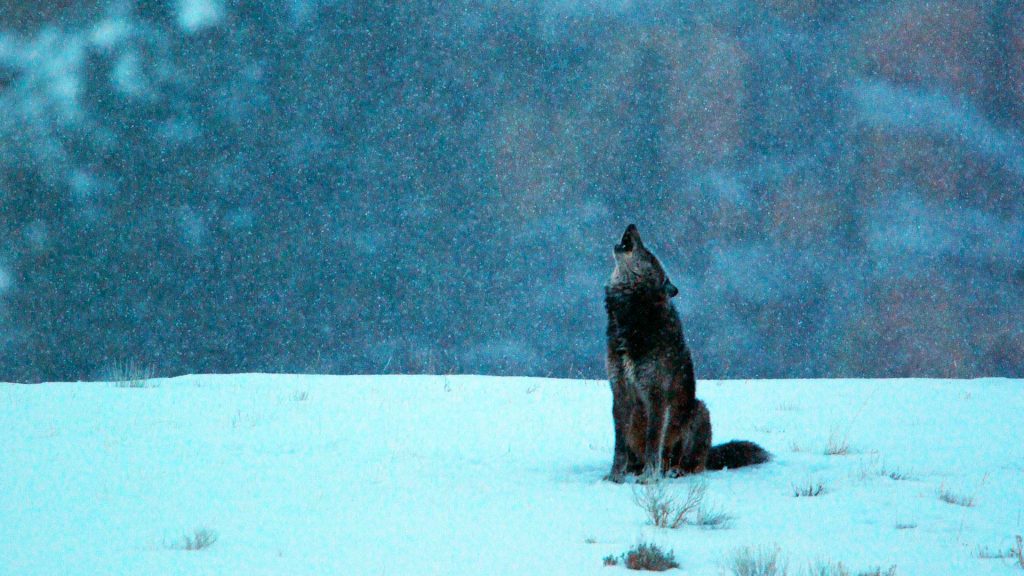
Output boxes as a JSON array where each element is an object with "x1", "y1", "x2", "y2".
[{"x1": 1, "y1": 1, "x2": 1022, "y2": 383}]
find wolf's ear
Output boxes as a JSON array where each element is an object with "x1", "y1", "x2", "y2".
[{"x1": 664, "y1": 280, "x2": 679, "y2": 298}]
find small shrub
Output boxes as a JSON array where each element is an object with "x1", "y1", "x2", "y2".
[
  {"x1": 290, "y1": 389, "x2": 309, "y2": 401},
  {"x1": 730, "y1": 545, "x2": 787, "y2": 576},
  {"x1": 622, "y1": 542, "x2": 679, "y2": 571},
  {"x1": 170, "y1": 528, "x2": 218, "y2": 551},
  {"x1": 603, "y1": 543, "x2": 681, "y2": 571},
  {"x1": 632, "y1": 479, "x2": 706, "y2": 529},
  {"x1": 893, "y1": 522, "x2": 917, "y2": 530},
  {"x1": 1014, "y1": 535, "x2": 1024, "y2": 569},
  {"x1": 938, "y1": 486, "x2": 975, "y2": 507},
  {"x1": 792, "y1": 480, "x2": 827, "y2": 498},
  {"x1": 105, "y1": 359, "x2": 156, "y2": 388}
]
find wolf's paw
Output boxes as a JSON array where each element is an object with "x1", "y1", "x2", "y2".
[
  {"x1": 604, "y1": 470, "x2": 627, "y2": 483},
  {"x1": 634, "y1": 469, "x2": 661, "y2": 484}
]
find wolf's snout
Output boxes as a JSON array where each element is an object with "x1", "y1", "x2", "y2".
[{"x1": 616, "y1": 224, "x2": 641, "y2": 253}]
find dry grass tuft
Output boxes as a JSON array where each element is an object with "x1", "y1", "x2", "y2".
[
  {"x1": 855, "y1": 456, "x2": 913, "y2": 482},
  {"x1": 883, "y1": 468, "x2": 912, "y2": 481},
  {"x1": 937, "y1": 486, "x2": 975, "y2": 508},
  {"x1": 694, "y1": 505, "x2": 735, "y2": 530},
  {"x1": 824, "y1": 430, "x2": 850, "y2": 456},
  {"x1": 730, "y1": 545, "x2": 787, "y2": 576},
  {"x1": 976, "y1": 544, "x2": 1014, "y2": 560},
  {"x1": 792, "y1": 479, "x2": 828, "y2": 498},
  {"x1": 169, "y1": 528, "x2": 218, "y2": 551},
  {"x1": 799, "y1": 558, "x2": 898, "y2": 576},
  {"x1": 106, "y1": 359, "x2": 156, "y2": 388}
]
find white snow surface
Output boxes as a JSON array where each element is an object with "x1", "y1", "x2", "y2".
[{"x1": 1, "y1": 375, "x2": 1022, "y2": 575}]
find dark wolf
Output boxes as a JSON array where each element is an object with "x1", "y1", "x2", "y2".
[{"x1": 604, "y1": 224, "x2": 769, "y2": 482}]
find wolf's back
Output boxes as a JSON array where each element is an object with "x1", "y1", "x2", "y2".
[{"x1": 706, "y1": 440, "x2": 771, "y2": 471}]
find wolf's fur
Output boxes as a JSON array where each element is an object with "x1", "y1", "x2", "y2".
[{"x1": 604, "y1": 224, "x2": 769, "y2": 482}]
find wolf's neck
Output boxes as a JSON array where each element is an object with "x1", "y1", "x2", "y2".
[{"x1": 605, "y1": 284, "x2": 679, "y2": 356}]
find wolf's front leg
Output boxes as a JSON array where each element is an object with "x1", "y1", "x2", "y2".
[
  {"x1": 605, "y1": 359, "x2": 632, "y2": 483},
  {"x1": 639, "y1": 390, "x2": 669, "y2": 482},
  {"x1": 607, "y1": 407, "x2": 631, "y2": 483}
]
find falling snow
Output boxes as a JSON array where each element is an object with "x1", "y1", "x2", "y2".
[{"x1": 0, "y1": 2, "x2": 1022, "y2": 382}]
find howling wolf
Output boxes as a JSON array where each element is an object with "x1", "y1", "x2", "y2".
[{"x1": 604, "y1": 224, "x2": 769, "y2": 482}]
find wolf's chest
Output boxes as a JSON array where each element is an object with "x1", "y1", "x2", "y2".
[
  {"x1": 622, "y1": 354, "x2": 638, "y2": 385},
  {"x1": 620, "y1": 353, "x2": 657, "y2": 394}
]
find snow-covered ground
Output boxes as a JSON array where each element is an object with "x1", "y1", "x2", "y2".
[{"x1": 1, "y1": 375, "x2": 1022, "y2": 575}]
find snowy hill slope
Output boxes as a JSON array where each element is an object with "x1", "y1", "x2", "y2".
[{"x1": 1, "y1": 375, "x2": 1022, "y2": 575}]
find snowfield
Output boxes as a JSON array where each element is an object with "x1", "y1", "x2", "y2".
[{"x1": 2, "y1": 375, "x2": 1022, "y2": 575}]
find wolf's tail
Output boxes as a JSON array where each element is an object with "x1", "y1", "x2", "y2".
[{"x1": 706, "y1": 440, "x2": 771, "y2": 471}]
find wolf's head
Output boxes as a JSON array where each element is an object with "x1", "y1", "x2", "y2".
[{"x1": 608, "y1": 224, "x2": 678, "y2": 298}]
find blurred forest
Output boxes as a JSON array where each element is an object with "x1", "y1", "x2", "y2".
[{"x1": 1, "y1": 0, "x2": 1022, "y2": 383}]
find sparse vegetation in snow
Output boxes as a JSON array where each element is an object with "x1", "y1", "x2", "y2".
[
  {"x1": 605, "y1": 542, "x2": 680, "y2": 571},
  {"x1": 168, "y1": 528, "x2": 218, "y2": 551},
  {"x1": 105, "y1": 359, "x2": 156, "y2": 388},
  {"x1": 632, "y1": 479, "x2": 730, "y2": 530},
  {"x1": 729, "y1": 545, "x2": 787, "y2": 576},
  {"x1": 937, "y1": 486, "x2": 975, "y2": 508},
  {"x1": 1003, "y1": 535, "x2": 1024, "y2": 570},
  {"x1": 824, "y1": 429, "x2": 851, "y2": 456},
  {"x1": 693, "y1": 504, "x2": 735, "y2": 530},
  {"x1": 807, "y1": 560, "x2": 896, "y2": 576},
  {"x1": 792, "y1": 479, "x2": 828, "y2": 498},
  {"x1": 855, "y1": 456, "x2": 913, "y2": 482}
]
